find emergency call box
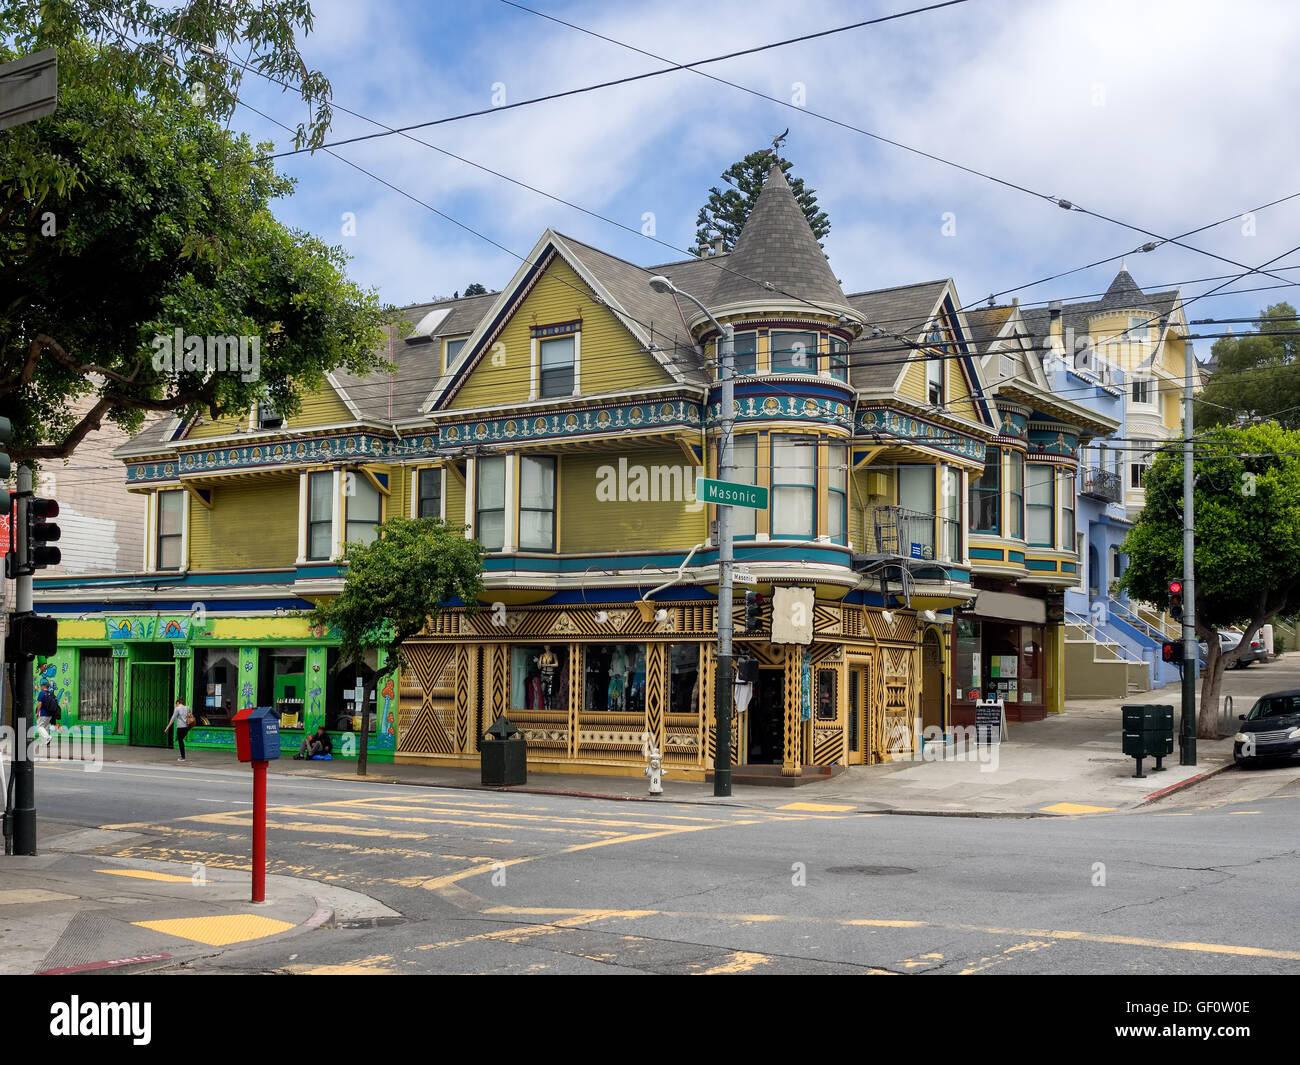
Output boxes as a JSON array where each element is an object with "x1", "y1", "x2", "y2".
[{"x1": 233, "y1": 706, "x2": 281, "y2": 763}]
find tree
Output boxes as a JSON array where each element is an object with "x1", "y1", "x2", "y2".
[
  {"x1": 462, "y1": 283, "x2": 488, "y2": 297},
  {"x1": 308, "y1": 517, "x2": 486, "y2": 775},
  {"x1": 1, "y1": 6, "x2": 385, "y2": 463},
  {"x1": 694, "y1": 149, "x2": 830, "y2": 252},
  {"x1": 1195, "y1": 303, "x2": 1300, "y2": 430},
  {"x1": 1120, "y1": 423, "x2": 1300, "y2": 737}
]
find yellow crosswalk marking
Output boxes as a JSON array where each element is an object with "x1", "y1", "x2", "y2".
[
  {"x1": 133, "y1": 914, "x2": 295, "y2": 946},
  {"x1": 777, "y1": 802, "x2": 857, "y2": 812},
  {"x1": 1040, "y1": 802, "x2": 1116, "y2": 814},
  {"x1": 96, "y1": 869, "x2": 195, "y2": 883}
]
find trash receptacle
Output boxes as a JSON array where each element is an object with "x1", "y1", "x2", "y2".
[{"x1": 481, "y1": 714, "x2": 527, "y2": 786}]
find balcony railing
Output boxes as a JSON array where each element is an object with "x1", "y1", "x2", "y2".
[
  {"x1": 867, "y1": 505, "x2": 960, "y2": 563},
  {"x1": 1080, "y1": 466, "x2": 1123, "y2": 503}
]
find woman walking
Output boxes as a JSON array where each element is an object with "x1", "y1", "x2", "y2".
[{"x1": 164, "y1": 697, "x2": 193, "y2": 763}]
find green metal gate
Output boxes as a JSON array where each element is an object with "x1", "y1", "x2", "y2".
[{"x1": 129, "y1": 662, "x2": 175, "y2": 747}]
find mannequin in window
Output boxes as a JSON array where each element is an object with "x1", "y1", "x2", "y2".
[{"x1": 536, "y1": 646, "x2": 559, "y2": 709}]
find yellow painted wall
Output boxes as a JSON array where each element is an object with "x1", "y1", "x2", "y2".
[
  {"x1": 183, "y1": 382, "x2": 353, "y2": 441},
  {"x1": 850, "y1": 467, "x2": 895, "y2": 551},
  {"x1": 206, "y1": 616, "x2": 320, "y2": 640},
  {"x1": 448, "y1": 256, "x2": 672, "y2": 409},
  {"x1": 445, "y1": 465, "x2": 467, "y2": 530},
  {"x1": 189, "y1": 477, "x2": 299, "y2": 569},
  {"x1": 897, "y1": 361, "x2": 926, "y2": 404},
  {"x1": 560, "y1": 451, "x2": 706, "y2": 552}
]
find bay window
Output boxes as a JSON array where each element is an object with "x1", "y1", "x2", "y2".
[
  {"x1": 969, "y1": 450, "x2": 1001, "y2": 534},
  {"x1": 941, "y1": 465, "x2": 962, "y2": 562},
  {"x1": 1026, "y1": 463, "x2": 1054, "y2": 546},
  {"x1": 771, "y1": 435, "x2": 817, "y2": 537},
  {"x1": 307, "y1": 471, "x2": 333, "y2": 560},
  {"x1": 728, "y1": 435, "x2": 758, "y2": 538},
  {"x1": 771, "y1": 331, "x2": 817, "y2": 374},
  {"x1": 1009, "y1": 451, "x2": 1024, "y2": 539},
  {"x1": 157, "y1": 490, "x2": 183, "y2": 570},
  {"x1": 731, "y1": 332, "x2": 757, "y2": 376},
  {"x1": 1060, "y1": 468, "x2": 1076, "y2": 550},
  {"x1": 828, "y1": 444, "x2": 848, "y2": 545},
  {"x1": 899, "y1": 465, "x2": 936, "y2": 559},
  {"x1": 828, "y1": 338, "x2": 849, "y2": 381},
  {"x1": 476, "y1": 456, "x2": 506, "y2": 551},
  {"x1": 345, "y1": 474, "x2": 381, "y2": 547},
  {"x1": 519, "y1": 456, "x2": 556, "y2": 551}
]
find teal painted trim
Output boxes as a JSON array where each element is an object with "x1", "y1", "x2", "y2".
[
  {"x1": 970, "y1": 547, "x2": 1004, "y2": 561},
  {"x1": 440, "y1": 399, "x2": 703, "y2": 448},
  {"x1": 1062, "y1": 562, "x2": 1077, "y2": 573},
  {"x1": 1008, "y1": 551, "x2": 1026, "y2": 564},
  {"x1": 1025, "y1": 558, "x2": 1059, "y2": 572},
  {"x1": 482, "y1": 545, "x2": 853, "y2": 573},
  {"x1": 38, "y1": 569, "x2": 297, "y2": 590}
]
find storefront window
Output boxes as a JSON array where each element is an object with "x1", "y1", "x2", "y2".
[
  {"x1": 955, "y1": 619, "x2": 981, "y2": 701},
  {"x1": 511, "y1": 645, "x2": 569, "y2": 711},
  {"x1": 328, "y1": 650, "x2": 377, "y2": 731},
  {"x1": 79, "y1": 649, "x2": 113, "y2": 723},
  {"x1": 669, "y1": 644, "x2": 699, "y2": 714},
  {"x1": 816, "y1": 670, "x2": 837, "y2": 721},
  {"x1": 257, "y1": 647, "x2": 307, "y2": 729},
  {"x1": 583, "y1": 644, "x2": 646, "y2": 712},
  {"x1": 195, "y1": 646, "x2": 240, "y2": 726},
  {"x1": 1020, "y1": 626, "x2": 1042, "y2": 705}
]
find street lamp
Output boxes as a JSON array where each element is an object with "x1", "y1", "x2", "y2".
[{"x1": 648, "y1": 274, "x2": 736, "y2": 796}]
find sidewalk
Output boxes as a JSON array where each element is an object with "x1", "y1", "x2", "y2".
[
  {"x1": 76, "y1": 687, "x2": 1236, "y2": 816},
  {"x1": 0, "y1": 821, "x2": 397, "y2": 975}
]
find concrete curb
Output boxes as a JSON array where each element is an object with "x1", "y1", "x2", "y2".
[{"x1": 1138, "y1": 761, "x2": 1236, "y2": 806}]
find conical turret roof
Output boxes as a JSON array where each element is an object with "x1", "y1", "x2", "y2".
[
  {"x1": 708, "y1": 165, "x2": 852, "y2": 315},
  {"x1": 1100, "y1": 267, "x2": 1145, "y2": 309}
]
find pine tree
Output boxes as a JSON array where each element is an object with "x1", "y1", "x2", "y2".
[{"x1": 694, "y1": 150, "x2": 830, "y2": 252}]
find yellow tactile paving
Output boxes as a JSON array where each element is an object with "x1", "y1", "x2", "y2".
[
  {"x1": 1039, "y1": 802, "x2": 1116, "y2": 815},
  {"x1": 777, "y1": 802, "x2": 857, "y2": 812},
  {"x1": 133, "y1": 913, "x2": 296, "y2": 945},
  {"x1": 96, "y1": 869, "x2": 195, "y2": 883}
]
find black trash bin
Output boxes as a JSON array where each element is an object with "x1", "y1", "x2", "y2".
[{"x1": 481, "y1": 714, "x2": 527, "y2": 786}]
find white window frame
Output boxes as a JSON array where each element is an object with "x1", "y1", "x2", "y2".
[
  {"x1": 152, "y1": 488, "x2": 187, "y2": 572},
  {"x1": 412, "y1": 466, "x2": 446, "y2": 521},
  {"x1": 531, "y1": 329, "x2": 581, "y2": 400},
  {"x1": 926, "y1": 356, "x2": 944, "y2": 407}
]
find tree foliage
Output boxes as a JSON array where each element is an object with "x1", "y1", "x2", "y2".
[
  {"x1": 1120, "y1": 423, "x2": 1300, "y2": 735},
  {"x1": 1, "y1": 5, "x2": 388, "y2": 462},
  {"x1": 461, "y1": 282, "x2": 488, "y2": 297},
  {"x1": 694, "y1": 150, "x2": 829, "y2": 251},
  {"x1": 1195, "y1": 303, "x2": 1300, "y2": 429}
]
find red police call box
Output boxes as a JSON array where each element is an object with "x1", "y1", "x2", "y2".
[{"x1": 232, "y1": 707, "x2": 281, "y2": 763}]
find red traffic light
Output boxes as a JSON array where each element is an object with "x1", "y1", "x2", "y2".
[
  {"x1": 1168, "y1": 580, "x2": 1182, "y2": 596},
  {"x1": 30, "y1": 498, "x2": 59, "y2": 520}
]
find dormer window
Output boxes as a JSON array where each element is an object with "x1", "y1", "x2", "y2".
[
  {"x1": 258, "y1": 392, "x2": 283, "y2": 430},
  {"x1": 927, "y1": 356, "x2": 944, "y2": 406},
  {"x1": 531, "y1": 321, "x2": 581, "y2": 400}
]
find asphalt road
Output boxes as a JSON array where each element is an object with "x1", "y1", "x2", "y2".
[{"x1": 33, "y1": 737, "x2": 1300, "y2": 975}]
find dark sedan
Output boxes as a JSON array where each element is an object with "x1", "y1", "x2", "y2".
[{"x1": 1234, "y1": 690, "x2": 1300, "y2": 765}]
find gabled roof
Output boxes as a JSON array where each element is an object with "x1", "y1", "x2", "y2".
[
  {"x1": 842, "y1": 279, "x2": 951, "y2": 392},
  {"x1": 427, "y1": 230, "x2": 711, "y2": 410},
  {"x1": 707, "y1": 165, "x2": 852, "y2": 315}
]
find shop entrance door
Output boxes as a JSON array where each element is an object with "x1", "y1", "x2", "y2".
[
  {"x1": 129, "y1": 662, "x2": 175, "y2": 747},
  {"x1": 745, "y1": 669, "x2": 786, "y2": 765},
  {"x1": 921, "y1": 630, "x2": 944, "y2": 732},
  {"x1": 846, "y1": 662, "x2": 870, "y2": 765}
]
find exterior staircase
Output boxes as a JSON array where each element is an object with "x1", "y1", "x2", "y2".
[{"x1": 1064, "y1": 608, "x2": 1152, "y2": 698}]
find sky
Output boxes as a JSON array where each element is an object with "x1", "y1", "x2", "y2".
[{"x1": 229, "y1": 0, "x2": 1300, "y2": 345}]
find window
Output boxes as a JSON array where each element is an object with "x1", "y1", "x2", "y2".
[
  {"x1": 476, "y1": 456, "x2": 506, "y2": 550},
  {"x1": 257, "y1": 647, "x2": 307, "y2": 729},
  {"x1": 307, "y1": 471, "x2": 333, "y2": 560},
  {"x1": 1131, "y1": 376, "x2": 1151, "y2": 404},
  {"x1": 828, "y1": 444, "x2": 848, "y2": 545},
  {"x1": 345, "y1": 474, "x2": 381, "y2": 548},
  {"x1": 969, "y1": 451, "x2": 1001, "y2": 534},
  {"x1": 669, "y1": 644, "x2": 700, "y2": 715},
  {"x1": 519, "y1": 456, "x2": 556, "y2": 551},
  {"x1": 730, "y1": 332, "x2": 757, "y2": 376},
  {"x1": 539, "y1": 335, "x2": 575, "y2": 397},
  {"x1": 195, "y1": 646, "x2": 239, "y2": 726},
  {"x1": 1130, "y1": 447, "x2": 1150, "y2": 488},
  {"x1": 817, "y1": 670, "x2": 837, "y2": 722},
  {"x1": 417, "y1": 468, "x2": 442, "y2": 519},
  {"x1": 1009, "y1": 451, "x2": 1024, "y2": 539},
  {"x1": 771, "y1": 435, "x2": 816, "y2": 537},
  {"x1": 79, "y1": 649, "x2": 113, "y2": 723},
  {"x1": 727, "y1": 435, "x2": 758, "y2": 538},
  {"x1": 512, "y1": 644, "x2": 569, "y2": 711},
  {"x1": 445, "y1": 337, "x2": 467, "y2": 366},
  {"x1": 828, "y1": 338, "x2": 849, "y2": 381},
  {"x1": 329, "y1": 652, "x2": 378, "y2": 732},
  {"x1": 926, "y1": 356, "x2": 944, "y2": 406},
  {"x1": 771, "y1": 331, "x2": 817, "y2": 374},
  {"x1": 257, "y1": 392, "x2": 283, "y2": 430},
  {"x1": 899, "y1": 465, "x2": 936, "y2": 559},
  {"x1": 941, "y1": 465, "x2": 962, "y2": 562},
  {"x1": 1128, "y1": 316, "x2": 1148, "y2": 343},
  {"x1": 1026, "y1": 464, "x2": 1054, "y2": 546},
  {"x1": 583, "y1": 644, "x2": 646, "y2": 712},
  {"x1": 157, "y1": 491, "x2": 183, "y2": 570},
  {"x1": 1060, "y1": 469, "x2": 1076, "y2": 550}
]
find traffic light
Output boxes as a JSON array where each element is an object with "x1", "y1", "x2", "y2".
[
  {"x1": 4, "y1": 614, "x2": 58, "y2": 659},
  {"x1": 743, "y1": 590, "x2": 761, "y2": 632},
  {"x1": 1162, "y1": 641, "x2": 1183, "y2": 664},
  {"x1": 1168, "y1": 579, "x2": 1183, "y2": 622},
  {"x1": 26, "y1": 496, "x2": 61, "y2": 569},
  {"x1": 0, "y1": 415, "x2": 10, "y2": 515}
]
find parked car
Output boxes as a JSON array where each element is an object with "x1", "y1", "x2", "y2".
[
  {"x1": 1234, "y1": 690, "x2": 1300, "y2": 765},
  {"x1": 1197, "y1": 630, "x2": 1265, "y2": 669}
]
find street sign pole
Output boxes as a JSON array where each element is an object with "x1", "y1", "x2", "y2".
[
  {"x1": 1180, "y1": 335, "x2": 1197, "y2": 764},
  {"x1": 714, "y1": 324, "x2": 736, "y2": 798}
]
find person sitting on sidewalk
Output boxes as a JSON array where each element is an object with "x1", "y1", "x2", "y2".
[{"x1": 294, "y1": 726, "x2": 333, "y2": 760}]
